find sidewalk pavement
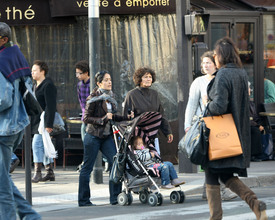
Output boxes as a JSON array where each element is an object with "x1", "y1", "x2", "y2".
[{"x1": 11, "y1": 160, "x2": 275, "y2": 214}]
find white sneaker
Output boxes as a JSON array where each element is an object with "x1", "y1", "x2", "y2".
[
  {"x1": 161, "y1": 183, "x2": 175, "y2": 189},
  {"x1": 171, "y1": 178, "x2": 185, "y2": 186}
]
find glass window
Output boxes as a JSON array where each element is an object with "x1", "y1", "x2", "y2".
[
  {"x1": 210, "y1": 23, "x2": 230, "y2": 49},
  {"x1": 263, "y1": 15, "x2": 275, "y2": 103},
  {"x1": 236, "y1": 23, "x2": 254, "y2": 99}
]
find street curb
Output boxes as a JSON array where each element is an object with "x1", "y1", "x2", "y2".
[{"x1": 184, "y1": 175, "x2": 275, "y2": 196}]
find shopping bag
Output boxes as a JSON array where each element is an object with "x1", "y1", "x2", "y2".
[
  {"x1": 203, "y1": 113, "x2": 243, "y2": 161},
  {"x1": 178, "y1": 110, "x2": 209, "y2": 166}
]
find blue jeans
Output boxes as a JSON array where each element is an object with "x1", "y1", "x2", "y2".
[
  {"x1": 154, "y1": 161, "x2": 178, "y2": 186},
  {"x1": 0, "y1": 130, "x2": 41, "y2": 220},
  {"x1": 32, "y1": 134, "x2": 53, "y2": 165},
  {"x1": 78, "y1": 133, "x2": 121, "y2": 205},
  {"x1": 11, "y1": 152, "x2": 19, "y2": 162},
  {"x1": 80, "y1": 123, "x2": 86, "y2": 142}
]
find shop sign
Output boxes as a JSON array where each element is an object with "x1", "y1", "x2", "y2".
[
  {"x1": 49, "y1": 0, "x2": 176, "y2": 17},
  {"x1": 0, "y1": 0, "x2": 175, "y2": 26},
  {"x1": 0, "y1": 0, "x2": 74, "y2": 26}
]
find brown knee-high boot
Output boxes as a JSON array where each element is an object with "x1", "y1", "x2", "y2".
[
  {"x1": 206, "y1": 184, "x2": 223, "y2": 220},
  {"x1": 32, "y1": 163, "x2": 42, "y2": 183},
  {"x1": 41, "y1": 163, "x2": 55, "y2": 181},
  {"x1": 225, "y1": 177, "x2": 267, "y2": 220}
]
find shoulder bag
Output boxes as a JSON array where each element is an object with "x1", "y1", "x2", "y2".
[{"x1": 178, "y1": 108, "x2": 209, "y2": 166}]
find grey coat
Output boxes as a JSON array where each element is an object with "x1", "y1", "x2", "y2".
[{"x1": 205, "y1": 63, "x2": 250, "y2": 177}]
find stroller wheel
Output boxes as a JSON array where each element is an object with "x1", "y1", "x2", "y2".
[
  {"x1": 156, "y1": 193, "x2": 163, "y2": 206},
  {"x1": 170, "y1": 191, "x2": 180, "y2": 204},
  {"x1": 127, "y1": 193, "x2": 133, "y2": 205},
  {"x1": 118, "y1": 192, "x2": 128, "y2": 206},
  {"x1": 139, "y1": 190, "x2": 149, "y2": 204},
  {"x1": 148, "y1": 193, "x2": 158, "y2": 206},
  {"x1": 179, "y1": 190, "x2": 185, "y2": 203}
]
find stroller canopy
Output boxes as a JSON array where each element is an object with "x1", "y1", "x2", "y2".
[
  {"x1": 117, "y1": 111, "x2": 162, "y2": 160},
  {"x1": 117, "y1": 111, "x2": 162, "y2": 143}
]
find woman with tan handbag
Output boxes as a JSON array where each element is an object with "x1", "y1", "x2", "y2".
[
  {"x1": 205, "y1": 37, "x2": 267, "y2": 220},
  {"x1": 184, "y1": 51, "x2": 237, "y2": 201}
]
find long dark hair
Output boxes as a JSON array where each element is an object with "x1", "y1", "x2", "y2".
[
  {"x1": 214, "y1": 37, "x2": 242, "y2": 68},
  {"x1": 94, "y1": 70, "x2": 109, "y2": 85}
]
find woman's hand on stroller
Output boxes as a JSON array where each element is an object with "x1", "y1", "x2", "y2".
[
  {"x1": 127, "y1": 110, "x2": 134, "y2": 120},
  {"x1": 150, "y1": 152, "x2": 155, "y2": 158},
  {"x1": 106, "y1": 113, "x2": 113, "y2": 120}
]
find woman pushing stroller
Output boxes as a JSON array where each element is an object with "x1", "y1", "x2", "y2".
[
  {"x1": 132, "y1": 136, "x2": 185, "y2": 189},
  {"x1": 78, "y1": 70, "x2": 133, "y2": 206}
]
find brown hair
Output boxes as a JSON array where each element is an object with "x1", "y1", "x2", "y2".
[
  {"x1": 214, "y1": 37, "x2": 242, "y2": 68},
  {"x1": 33, "y1": 60, "x2": 49, "y2": 76},
  {"x1": 75, "y1": 60, "x2": 89, "y2": 76},
  {"x1": 133, "y1": 67, "x2": 156, "y2": 86},
  {"x1": 200, "y1": 51, "x2": 216, "y2": 74}
]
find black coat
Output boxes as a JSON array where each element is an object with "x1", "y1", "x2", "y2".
[
  {"x1": 206, "y1": 63, "x2": 250, "y2": 177},
  {"x1": 31, "y1": 78, "x2": 57, "y2": 134},
  {"x1": 123, "y1": 87, "x2": 172, "y2": 137}
]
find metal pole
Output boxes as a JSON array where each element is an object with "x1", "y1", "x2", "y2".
[
  {"x1": 24, "y1": 122, "x2": 32, "y2": 204},
  {"x1": 176, "y1": 0, "x2": 197, "y2": 173},
  {"x1": 89, "y1": 0, "x2": 103, "y2": 184}
]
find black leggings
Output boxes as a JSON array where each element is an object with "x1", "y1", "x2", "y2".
[{"x1": 205, "y1": 168, "x2": 234, "y2": 185}]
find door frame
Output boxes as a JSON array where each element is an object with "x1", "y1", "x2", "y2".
[{"x1": 205, "y1": 11, "x2": 264, "y2": 108}]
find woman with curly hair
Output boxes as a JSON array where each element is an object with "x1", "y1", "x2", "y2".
[{"x1": 123, "y1": 67, "x2": 173, "y2": 154}]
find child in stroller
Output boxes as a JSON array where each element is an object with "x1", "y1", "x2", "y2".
[{"x1": 132, "y1": 136, "x2": 185, "y2": 189}]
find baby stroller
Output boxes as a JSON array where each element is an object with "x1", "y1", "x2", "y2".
[{"x1": 110, "y1": 112, "x2": 185, "y2": 206}]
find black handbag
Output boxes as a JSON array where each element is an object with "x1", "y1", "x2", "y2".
[
  {"x1": 19, "y1": 78, "x2": 42, "y2": 116},
  {"x1": 50, "y1": 112, "x2": 66, "y2": 136},
  {"x1": 178, "y1": 109, "x2": 209, "y2": 166},
  {"x1": 109, "y1": 140, "x2": 127, "y2": 184},
  {"x1": 109, "y1": 152, "x2": 126, "y2": 184}
]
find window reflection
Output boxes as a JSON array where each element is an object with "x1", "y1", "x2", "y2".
[
  {"x1": 236, "y1": 23, "x2": 254, "y2": 99},
  {"x1": 211, "y1": 23, "x2": 230, "y2": 50},
  {"x1": 263, "y1": 15, "x2": 275, "y2": 103}
]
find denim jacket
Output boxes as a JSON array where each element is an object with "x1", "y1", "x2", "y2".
[{"x1": 0, "y1": 72, "x2": 30, "y2": 136}]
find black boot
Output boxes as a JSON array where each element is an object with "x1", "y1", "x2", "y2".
[
  {"x1": 41, "y1": 163, "x2": 55, "y2": 181},
  {"x1": 32, "y1": 163, "x2": 42, "y2": 183}
]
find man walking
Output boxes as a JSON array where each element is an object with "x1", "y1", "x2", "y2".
[{"x1": 0, "y1": 22, "x2": 41, "y2": 220}]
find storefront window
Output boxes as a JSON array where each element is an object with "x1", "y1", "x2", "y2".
[
  {"x1": 210, "y1": 23, "x2": 230, "y2": 50},
  {"x1": 236, "y1": 23, "x2": 254, "y2": 99},
  {"x1": 263, "y1": 15, "x2": 275, "y2": 103}
]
